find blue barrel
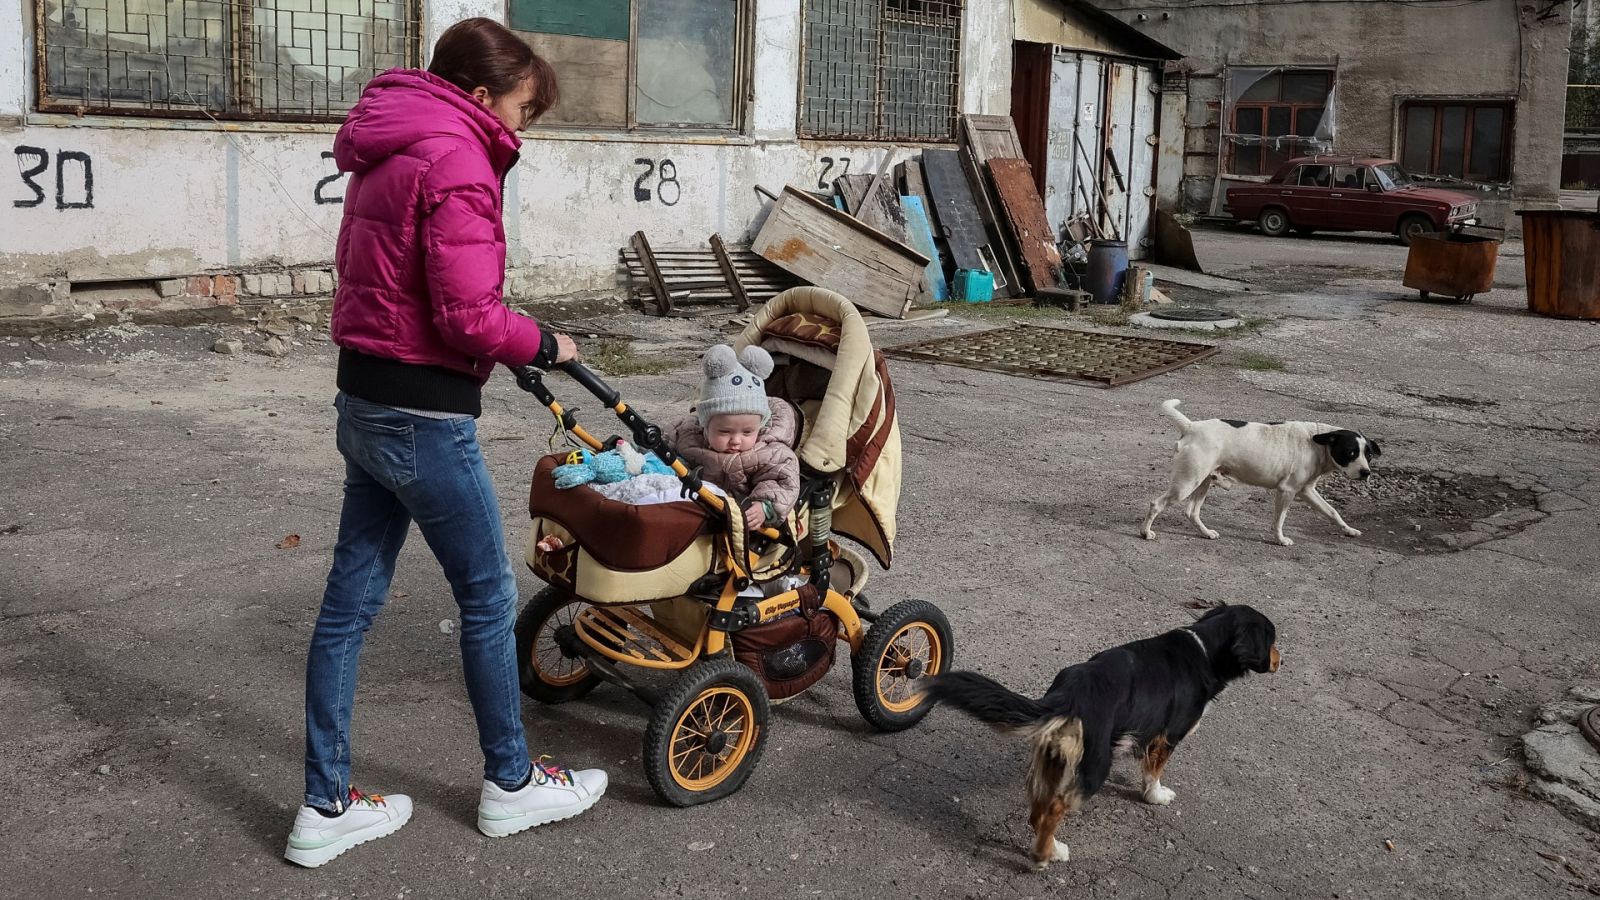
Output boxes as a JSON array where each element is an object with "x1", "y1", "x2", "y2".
[{"x1": 1086, "y1": 240, "x2": 1129, "y2": 305}]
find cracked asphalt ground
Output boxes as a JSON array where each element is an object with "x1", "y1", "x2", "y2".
[{"x1": 3, "y1": 227, "x2": 1598, "y2": 899}]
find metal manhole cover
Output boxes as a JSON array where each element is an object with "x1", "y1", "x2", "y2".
[
  {"x1": 1149, "y1": 307, "x2": 1236, "y2": 322},
  {"x1": 884, "y1": 324, "x2": 1217, "y2": 387}
]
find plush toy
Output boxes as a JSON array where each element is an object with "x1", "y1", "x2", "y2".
[{"x1": 553, "y1": 441, "x2": 673, "y2": 490}]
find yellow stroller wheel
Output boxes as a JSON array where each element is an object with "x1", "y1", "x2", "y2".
[
  {"x1": 851, "y1": 599, "x2": 953, "y2": 732},
  {"x1": 514, "y1": 587, "x2": 600, "y2": 704},
  {"x1": 644, "y1": 658, "x2": 771, "y2": 807}
]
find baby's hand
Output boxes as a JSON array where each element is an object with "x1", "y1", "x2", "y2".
[{"x1": 743, "y1": 502, "x2": 766, "y2": 531}]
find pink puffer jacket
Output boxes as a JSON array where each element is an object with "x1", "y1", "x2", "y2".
[
  {"x1": 330, "y1": 69, "x2": 548, "y2": 385},
  {"x1": 669, "y1": 398, "x2": 802, "y2": 517}
]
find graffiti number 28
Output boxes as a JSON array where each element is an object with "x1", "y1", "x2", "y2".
[{"x1": 632, "y1": 158, "x2": 681, "y2": 207}]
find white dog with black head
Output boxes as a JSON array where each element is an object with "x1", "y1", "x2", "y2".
[{"x1": 1140, "y1": 399, "x2": 1381, "y2": 547}]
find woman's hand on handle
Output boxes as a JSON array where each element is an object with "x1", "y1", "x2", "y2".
[{"x1": 553, "y1": 333, "x2": 579, "y2": 364}]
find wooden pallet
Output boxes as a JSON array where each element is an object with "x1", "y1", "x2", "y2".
[{"x1": 622, "y1": 232, "x2": 806, "y2": 314}]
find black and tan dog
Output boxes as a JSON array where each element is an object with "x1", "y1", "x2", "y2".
[{"x1": 921, "y1": 604, "x2": 1280, "y2": 869}]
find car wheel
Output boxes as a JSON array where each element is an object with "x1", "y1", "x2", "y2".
[
  {"x1": 1258, "y1": 208, "x2": 1291, "y2": 238},
  {"x1": 1397, "y1": 214, "x2": 1434, "y2": 246}
]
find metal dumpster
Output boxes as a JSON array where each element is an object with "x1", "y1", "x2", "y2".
[
  {"x1": 1401, "y1": 230, "x2": 1500, "y2": 304},
  {"x1": 1516, "y1": 209, "x2": 1600, "y2": 319}
]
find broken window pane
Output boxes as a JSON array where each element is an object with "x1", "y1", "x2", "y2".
[
  {"x1": 1235, "y1": 107, "x2": 1264, "y2": 136},
  {"x1": 635, "y1": 0, "x2": 737, "y2": 127}
]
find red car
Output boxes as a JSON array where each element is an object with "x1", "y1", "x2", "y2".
[{"x1": 1224, "y1": 156, "x2": 1481, "y2": 245}]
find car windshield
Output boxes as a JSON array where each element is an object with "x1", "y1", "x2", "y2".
[{"x1": 1374, "y1": 163, "x2": 1414, "y2": 189}]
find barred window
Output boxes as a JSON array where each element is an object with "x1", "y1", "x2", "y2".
[
  {"x1": 36, "y1": 0, "x2": 420, "y2": 122},
  {"x1": 800, "y1": 0, "x2": 962, "y2": 142},
  {"x1": 509, "y1": 0, "x2": 753, "y2": 131}
]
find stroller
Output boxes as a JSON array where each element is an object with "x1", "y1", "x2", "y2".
[{"x1": 511, "y1": 287, "x2": 953, "y2": 807}]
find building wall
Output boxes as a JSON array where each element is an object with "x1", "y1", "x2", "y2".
[
  {"x1": 1088, "y1": 0, "x2": 1572, "y2": 214},
  {"x1": 0, "y1": 0, "x2": 1015, "y2": 318},
  {"x1": 1015, "y1": 0, "x2": 1121, "y2": 53}
]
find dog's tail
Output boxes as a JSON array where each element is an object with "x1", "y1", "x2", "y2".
[
  {"x1": 923, "y1": 671, "x2": 1085, "y2": 802},
  {"x1": 920, "y1": 670, "x2": 1054, "y2": 727},
  {"x1": 1023, "y1": 716, "x2": 1086, "y2": 805},
  {"x1": 1160, "y1": 398, "x2": 1193, "y2": 434}
]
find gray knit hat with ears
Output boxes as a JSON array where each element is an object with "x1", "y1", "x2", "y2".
[{"x1": 696, "y1": 344, "x2": 775, "y2": 429}]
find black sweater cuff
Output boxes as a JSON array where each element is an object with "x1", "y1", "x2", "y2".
[{"x1": 530, "y1": 329, "x2": 558, "y2": 369}]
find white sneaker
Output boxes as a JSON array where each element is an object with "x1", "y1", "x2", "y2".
[
  {"x1": 284, "y1": 788, "x2": 412, "y2": 868},
  {"x1": 477, "y1": 756, "x2": 607, "y2": 838}
]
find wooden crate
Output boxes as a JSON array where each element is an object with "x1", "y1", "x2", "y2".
[{"x1": 752, "y1": 186, "x2": 927, "y2": 319}]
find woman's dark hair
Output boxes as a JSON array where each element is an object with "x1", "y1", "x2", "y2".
[{"x1": 427, "y1": 17, "x2": 560, "y2": 123}]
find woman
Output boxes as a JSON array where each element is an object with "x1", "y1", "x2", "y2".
[{"x1": 285, "y1": 18, "x2": 605, "y2": 869}]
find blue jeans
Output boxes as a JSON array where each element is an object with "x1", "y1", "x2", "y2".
[{"x1": 303, "y1": 392, "x2": 529, "y2": 811}]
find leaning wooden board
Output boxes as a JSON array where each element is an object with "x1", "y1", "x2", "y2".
[
  {"x1": 920, "y1": 149, "x2": 989, "y2": 273},
  {"x1": 752, "y1": 186, "x2": 927, "y2": 319},
  {"x1": 958, "y1": 115, "x2": 1027, "y2": 297},
  {"x1": 834, "y1": 173, "x2": 909, "y2": 245},
  {"x1": 987, "y1": 157, "x2": 1063, "y2": 294}
]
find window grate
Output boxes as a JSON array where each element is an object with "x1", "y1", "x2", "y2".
[
  {"x1": 36, "y1": 0, "x2": 420, "y2": 122},
  {"x1": 800, "y1": 0, "x2": 962, "y2": 142}
]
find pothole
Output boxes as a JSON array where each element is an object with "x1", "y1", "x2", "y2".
[{"x1": 1318, "y1": 468, "x2": 1542, "y2": 554}]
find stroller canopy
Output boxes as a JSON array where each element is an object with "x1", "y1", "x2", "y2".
[{"x1": 736, "y1": 287, "x2": 902, "y2": 567}]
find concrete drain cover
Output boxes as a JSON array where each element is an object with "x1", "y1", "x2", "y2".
[
  {"x1": 1149, "y1": 307, "x2": 1236, "y2": 322},
  {"x1": 1131, "y1": 307, "x2": 1243, "y2": 331},
  {"x1": 1583, "y1": 706, "x2": 1600, "y2": 752}
]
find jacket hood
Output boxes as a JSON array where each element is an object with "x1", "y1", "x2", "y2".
[{"x1": 333, "y1": 69, "x2": 521, "y2": 175}]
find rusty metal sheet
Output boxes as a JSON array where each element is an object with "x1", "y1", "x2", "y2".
[
  {"x1": 987, "y1": 158, "x2": 1063, "y2": 294},
  {"x1": 1402, "y1": 232, "x2": 1499, "y2": 302},
  {"x1": 884, "y1": 324, "x2": 1217, "y2": 388}
]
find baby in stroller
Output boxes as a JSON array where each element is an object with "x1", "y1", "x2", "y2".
[{"x1": 668, "y1": 344, "x2": 801, "y2": 533}]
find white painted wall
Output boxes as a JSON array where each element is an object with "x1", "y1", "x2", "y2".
[
  {"x1": 0, "y1": 0, "x2": 25, "y2": 118},
  {"x1": 0, "y1": 0, "x2": 1020, "y2": 303}
]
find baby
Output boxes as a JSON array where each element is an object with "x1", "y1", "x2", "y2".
[{"x1": 669, "y1": 344, "x2": 800, "y2": 531}]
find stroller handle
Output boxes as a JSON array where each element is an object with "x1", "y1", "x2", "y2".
[{"x1": 557, "y1": 360, "x2": 621, "y2": 408}]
